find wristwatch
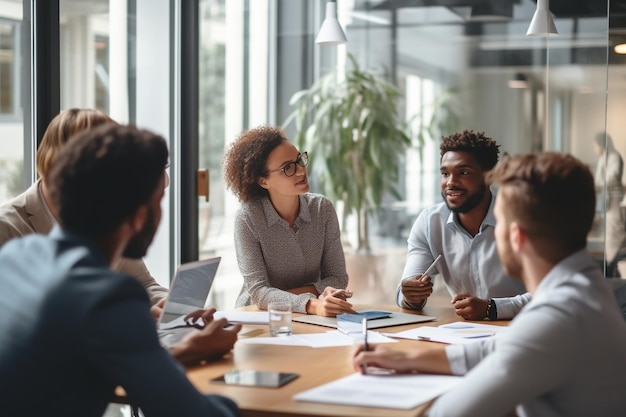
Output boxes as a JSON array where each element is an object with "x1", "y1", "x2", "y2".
[{"x1": 486, "y1": 299, "x2": 498, "y2": 320}]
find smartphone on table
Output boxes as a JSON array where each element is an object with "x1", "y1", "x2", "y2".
[{"x1": 210, "y1": 370, "x2": 299, "y2": 388}]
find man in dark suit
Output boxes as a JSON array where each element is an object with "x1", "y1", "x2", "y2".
[
  {"x1": 0, "y1": 124, "x2": 240, "y2": 417},
  {"x1": 0, "y1": 109, "x2": 239, "y2": 369}
]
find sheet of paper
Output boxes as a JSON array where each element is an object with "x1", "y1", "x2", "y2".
[
  {"x1": 294, "y1": 372, "x2": 462, "y2": 409},
  {"x1": 214, "y1": 311, "x2": 269, "y2": 324},
  {"x1": 385, "y1": 322, "x2": 506, "y2": 344},
  {"x1": 237, "y1": 330, "x2": 397, "y2": 348}
]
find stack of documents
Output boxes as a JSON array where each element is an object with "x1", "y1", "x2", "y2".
[
  {"x1": 237, "y1": 330, "x2": 397, "y2": 348},
  {"x1": 385, "y1": 322, "x2": 507, "y2": 344},
  {"x1": 294, "y1": 372, "x2": 462, "y2": 409},
  {"x1": 214, "y1": 311, "x2": 269, "y2": 324}
]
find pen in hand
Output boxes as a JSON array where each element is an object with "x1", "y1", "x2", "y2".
[
  {"x1": 419, "y1": 254, "x2": 442, "y2": 283},
  {"x1": 361, "y1": 318, "x2": 368, "y2": 374}
]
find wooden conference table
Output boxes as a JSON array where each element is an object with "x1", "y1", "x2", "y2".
[{"x1": 182, "y1": 302, "x2": 509, "y2": 417}]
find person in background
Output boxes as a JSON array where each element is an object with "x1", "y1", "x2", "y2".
[
  {"x1": 223, "y1": 125, "x2": 355, "y2": 316},
  {"x1": 593, "y1": 131, "x2": 625, "y2": 277},
  {"x1": 397, "y1": 130, "x2": 528, "y2": 320},
  {"x1": 0, "y1": 124, "x2": 240, "y2": 417},
  {"x1": 0, "y1": 109, "x2": 240, "y2": 366},
  {"x1": 0, "y1": 109, "x2": 168, "y2": 314},
  {"x1": 355, "y1": 152, "x2": 626, "y2": 417}
]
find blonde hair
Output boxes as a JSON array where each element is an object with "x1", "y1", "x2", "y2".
[{"x1": 37, "y1": 108, "x2": 116, "y2": 182}]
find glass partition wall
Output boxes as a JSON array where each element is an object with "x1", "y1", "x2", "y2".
[
  {"x1": 341, "y1": 1, "x2": 617, "y2": 275},
  {"x1": 200, "y1": 0, "x2": 621, "y2": 309}
]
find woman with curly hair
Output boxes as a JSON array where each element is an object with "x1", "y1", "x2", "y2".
[{"x1": 223, "y1": 125, "x2": 355, "y2": 316}]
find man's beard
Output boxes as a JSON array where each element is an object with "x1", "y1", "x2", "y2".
[
  {"x1": 443, "y1": 182, "x2": 487, "y2": 214},
  {"x1": 123, "y1": 207, "x2": 157, "y2": 259}
]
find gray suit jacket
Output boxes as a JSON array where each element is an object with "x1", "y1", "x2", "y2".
[{"x1": 0, "y1": 180, "x2": 168, "y2": 305}]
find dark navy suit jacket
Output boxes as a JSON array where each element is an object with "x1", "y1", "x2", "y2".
[{"x1": 0, "y1": 227, "x2": 239, "y2": 417}]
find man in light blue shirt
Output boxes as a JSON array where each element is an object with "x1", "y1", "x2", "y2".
[
  {"x1": 397, "y1": 130, "x2": 528, "y2": 320},
  {"x1": 358, "y1": 152, "x2": 626, "y2": 417}
]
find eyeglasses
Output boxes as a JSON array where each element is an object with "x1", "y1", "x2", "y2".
[{"x1": 266, "y1": 152, "x2": 309, "y2": 177}]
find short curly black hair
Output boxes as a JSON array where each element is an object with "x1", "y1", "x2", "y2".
[
  {"x1": 223, "y1": 125, "x2": 287, "y2": 202},
  {"x1": 440, "y1": 130, "x2": 500, "y2": 171}
]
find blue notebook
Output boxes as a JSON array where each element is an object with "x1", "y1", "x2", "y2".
[{"x1": 336, "y1": 310, "x2": 393, "y2": 323}]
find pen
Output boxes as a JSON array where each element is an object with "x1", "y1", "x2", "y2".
[
  {"x1": 361, "y1": 318, "x2": 368, "y2": 374},
  {"x1": 362, "y1": 318, "x2": 368, "y2": 351},
  {"x1": 419, "y1": 254, "x2": 442, "y2": 283}
]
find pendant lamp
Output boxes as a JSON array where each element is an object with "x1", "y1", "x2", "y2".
[{"x1": 315, "y1": 2, "x2": 347, "y2": 45}]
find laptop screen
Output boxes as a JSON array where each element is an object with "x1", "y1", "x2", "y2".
[{"x1": 159, "y1": 257, "x2": 221, "y2": 325}]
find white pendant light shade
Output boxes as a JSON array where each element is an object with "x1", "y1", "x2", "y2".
[
  {"x1": 315, "y1": 2, "x2": 347, "y2": 45},
  {"x1": 526, "y1": 0, "x2": 558, "y2": 37}
]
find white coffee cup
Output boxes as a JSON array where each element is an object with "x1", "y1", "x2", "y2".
[{"x1": 268, "y1": 302, "x2": 292, "y2": 337}]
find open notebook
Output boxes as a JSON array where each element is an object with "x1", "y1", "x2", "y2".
[{"x1": 157, "y1": 257, "x2": 221, "y2": 347}]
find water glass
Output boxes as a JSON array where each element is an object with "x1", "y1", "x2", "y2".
[{"x1": 268, "y1": 302, "x2": 292, "y2": 337}]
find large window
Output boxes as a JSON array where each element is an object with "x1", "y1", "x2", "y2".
[
  {"x1": 58, "y1": 0, "x2": 173, "y2": 286},
  {"x1": 0, "y1": 2, "x2": 25, "y2": 203},
  {"x1": 199, "y1": 0, "x2": 274, "y2": 308},
  {"x1": 0, "y1": 18, "x2": 20, "y2": 117}
]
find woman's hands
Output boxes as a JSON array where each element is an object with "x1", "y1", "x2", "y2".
[{"x1": 306, "y1": 286, "x2": 356, "y2": 317}]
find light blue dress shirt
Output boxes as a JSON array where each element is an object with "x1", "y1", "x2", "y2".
[
  {"x1": 436, "y1": 250, "x2": 626, "y2": 417},
  {"x1": 396, "y1": 193, "x2": 529, "y2": 319}
]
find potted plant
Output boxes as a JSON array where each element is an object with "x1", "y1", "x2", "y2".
[{"x1": 284, "y1": 54, "x2": 411, "y2": 253}]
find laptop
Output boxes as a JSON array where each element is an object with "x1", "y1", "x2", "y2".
[{"x1": 157, "y1": 256, "x2": 221, "y2": 348}]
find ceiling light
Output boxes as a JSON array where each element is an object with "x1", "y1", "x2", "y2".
[
  {"x1": 315, "y1": 2, "x2": 347, "y2": 46},
  {"x1": 614, "y1": 43, "x2": 626, "y2": 54},
  {"x1": 526, "y1": 0, "x2": 558, "y2": 37}
]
